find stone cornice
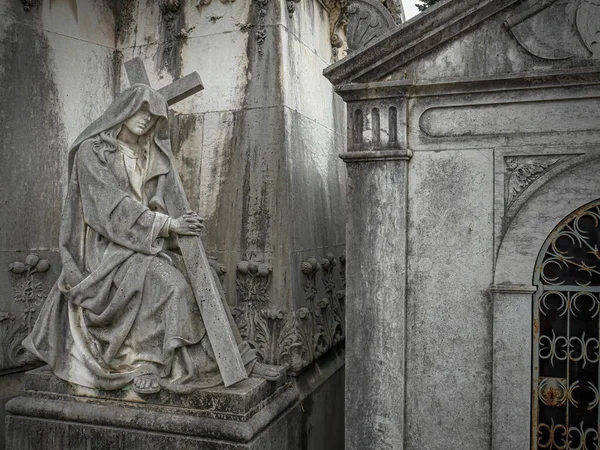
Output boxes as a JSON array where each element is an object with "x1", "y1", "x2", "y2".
[
  {"x1": 333, "y1": 67, "x2": 600, "y2": 102},
  {"x1": 323, "y1": 0, "x2": 520, "y2": 85}
]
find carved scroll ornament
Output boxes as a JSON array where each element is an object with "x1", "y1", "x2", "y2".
[{"x1": 505, "y1": 156, "x2": 560, "y2": 208}]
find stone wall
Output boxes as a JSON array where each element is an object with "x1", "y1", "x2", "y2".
[{"x1": 0, "y1": 0, "x2": 118, "y2": 378}]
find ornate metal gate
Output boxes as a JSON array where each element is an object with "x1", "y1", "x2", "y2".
[{"x1": 533, "y1": 200, "x2": 600, "y2": 450}]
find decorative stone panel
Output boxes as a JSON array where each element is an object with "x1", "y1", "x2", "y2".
[
  {"x1": 231, "y1": 253, "x2": 346, "y2": 375},
  {"x1": 347, "y1": 97, "x2": 407, "y2": 151},
  {"x1": 1, "y1": 252, "x2": 55, "y2": 375}
]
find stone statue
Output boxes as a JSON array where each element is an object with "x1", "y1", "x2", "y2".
[{"x1": 22, "y1": 84, "x2": 279, "y2": 394}]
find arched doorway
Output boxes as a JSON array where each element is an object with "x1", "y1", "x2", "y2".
[{"x1": 533, "y1": 200, "x2": 600, "y2": 449}]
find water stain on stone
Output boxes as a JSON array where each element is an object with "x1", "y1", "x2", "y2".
[
  {"x1": 0, "y1": 18, "x2": 67, "y2": 251},
  {"x1": 156, "y1": 0, "x2": 188, "y2": 80},
  {"x1": 107, "y1": 0, "x2": 137, "y2": 46}
]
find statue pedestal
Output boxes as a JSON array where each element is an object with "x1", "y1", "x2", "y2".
[{"x1": 5, "y1": 366, "x2": 297, "y2": 450}]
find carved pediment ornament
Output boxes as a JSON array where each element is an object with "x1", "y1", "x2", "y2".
[
  {"x1": 505, "y1": 0, "x2": 600, "y2": 61},
  {"x1": 322, "y1": 0, "x2": 402, "y2": 59},
  {"x1": 504, "y1": 156, "x2": 561, "y2": 208},
  {"x1": 505, "y1": 156, "x2": 559, "y2": 207},
  {"x1": 346, "y1": 0, "x2": 396, "y2": 53}
]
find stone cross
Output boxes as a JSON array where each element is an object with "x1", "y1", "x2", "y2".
[{"x1": 123, "y1": 58, "x2": 247, "y2": 387}]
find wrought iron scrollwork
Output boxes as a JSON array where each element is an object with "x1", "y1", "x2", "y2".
[{"x1": 533, "y1": 200, "x2": 600, "y2": 450}]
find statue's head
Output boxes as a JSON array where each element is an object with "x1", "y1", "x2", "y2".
[
  {"x1": 121, "y1": 102, "x2": 159, "y2": 137},
  {"x1": 68, "y1": 84, "x2": 171, "y2": 175}
]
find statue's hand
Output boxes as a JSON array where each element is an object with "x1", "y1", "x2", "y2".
[{"x1": 170, "y1": 211, "x2": 204, "y2": 236}]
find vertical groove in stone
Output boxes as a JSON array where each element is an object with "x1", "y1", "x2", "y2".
[
  {"x1": 389, "y1": 106, "x2": 397, "y2": 144},
  {"x1": 372, "y1": 108, "x2": 380, "y2": 144},
  {"x1": 353, "y1": 109, "x2": 363, "y2": 144}
]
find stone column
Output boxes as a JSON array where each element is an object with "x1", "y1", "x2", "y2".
[
  {"x1": 339, "y1": 89, "x2": 412, "y2": 450},
  {"x1": 341, "y1": 150, "x2": 411, "y2": 450}
]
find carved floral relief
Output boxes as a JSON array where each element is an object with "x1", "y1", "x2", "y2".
[
  {"x1": 1, "y1": 254, "x2": 50, "y2": 374},
  {"x1": 231, "y1": 253, "x2": 346, "y2": 375}
]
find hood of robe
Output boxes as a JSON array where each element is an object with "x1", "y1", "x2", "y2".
[{"x1": 67, "y1": 84, "x2": 173, "y2": 177}]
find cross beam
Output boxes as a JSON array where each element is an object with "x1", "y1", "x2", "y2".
[
  {"x1": 124, "y1": 58, "x2": 205, "y2": 105},
  {"x1": 124, "y1": 58, "x2": 247, "y2": 387}
]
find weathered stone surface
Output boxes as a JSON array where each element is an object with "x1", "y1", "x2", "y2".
[
  {"x1": 18, "y1": 365, "x2": 289, "y2": 421},
  {"x1": 0, "y1": 0, "x2": 116, "y2": 378},
  {"x1": 342, "y1": 150, "x2": 411, "y2": 450},
  {"x1": 5, "y1": 348, "x2": 345, "y2": 450},
  {"x1": 0, "y1": 372, "x2": 24, "y2": 449},
  {"x1": 0, "y1": 251, "x2": 59, "y2": 376},
  {"x1": 159, "y1": 71, "x2": 205, "y2": 105},
  {"x1": 495, "y1": 155, "x2": 600, "y2": 286},
  {"x1": 346, "y1": 0, "x2": 395, "y2": 53},
  {"x1": 325, "y1": 0, "x2": 600, "y2": 85},
  {"x1": 326, "y1": 2, "x2": 600, "y2": 448},
  {"x1": 125, "y1": 57, "x2": 151, "y2": 85},
  {"x1": 2, "y1": 0, "x2": 347, "y2": 445},
  {"x1": 490, "y1": 285, "x2": 535, "y2": 450},
  {"x1": 405, "y1": 149, "x2": 493, "y2": 450}
]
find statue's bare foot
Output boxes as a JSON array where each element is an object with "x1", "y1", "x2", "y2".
[
  {"x1": 250, "y1": 362, "x2": 281, "y2": 381},
  {"x1": 132, "y1": 373, "x2": 161, "y2": 394}
]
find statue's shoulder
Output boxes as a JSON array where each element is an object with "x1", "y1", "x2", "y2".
[
  {"x1": 74, "y1": 138, "x2": 104, "y2": 166},
  {"x1": 77, "y1": 138, "x2": 97, "y2": 154}
]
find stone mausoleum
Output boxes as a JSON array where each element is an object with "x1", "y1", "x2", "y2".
[
  {"x1": 325, "y1": 0, "x2": 600, "y2": 449},
  {"x1": 2, "y1": 0, "x2": 600, "y2": 448}
]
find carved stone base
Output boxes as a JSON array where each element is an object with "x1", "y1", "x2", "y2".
[{"x1": 5, "y1": 366, "x2": 298, "y2": 450}]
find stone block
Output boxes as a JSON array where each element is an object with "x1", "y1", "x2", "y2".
[
  {"x1": 280, "y1": 28, "x2": 344, "y2": 130},
  {"x1": 282, "y1": 0, "x2": 334, "y2": 67},
  {"x1": 5, "y1": 366, "x2": 297, "y2": 449},
  {"x1": 5, "y1": 351, "x2": 346, "y2": 450}
]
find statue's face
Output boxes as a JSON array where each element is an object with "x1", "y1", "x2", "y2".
[{"x1": 122, "y1": 103, "x2": 159, "y2": 136}]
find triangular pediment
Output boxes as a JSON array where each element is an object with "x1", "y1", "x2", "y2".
[{"x1": 324, "y1": 0, "x2": 600, "y2": 86}]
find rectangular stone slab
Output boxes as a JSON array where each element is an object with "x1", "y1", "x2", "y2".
[
  {"x1": 22, "y1": 366, "x2": 288, "y2": 419},
  {"x1": 5, "y1": 383, "x2": 298, "y2": 446}
]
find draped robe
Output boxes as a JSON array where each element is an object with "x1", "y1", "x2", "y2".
[{"x1": 23, "y1": 85, "x2": 256, "y2": 392}]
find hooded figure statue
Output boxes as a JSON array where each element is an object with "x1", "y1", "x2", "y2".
[{"x1": 23, "y1": 84, "x2": 279, "y2": 394}]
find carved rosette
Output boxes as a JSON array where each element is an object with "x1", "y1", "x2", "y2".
[
  {"x1": 504, "y1": 156, "x2": 560, "y2": 208},
  {"x1": 231, "y1": 253, "x2": 346, "y2": 375},
  {"x1": 1, "y1": 254, "x2": 50, "y2": 374}
]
